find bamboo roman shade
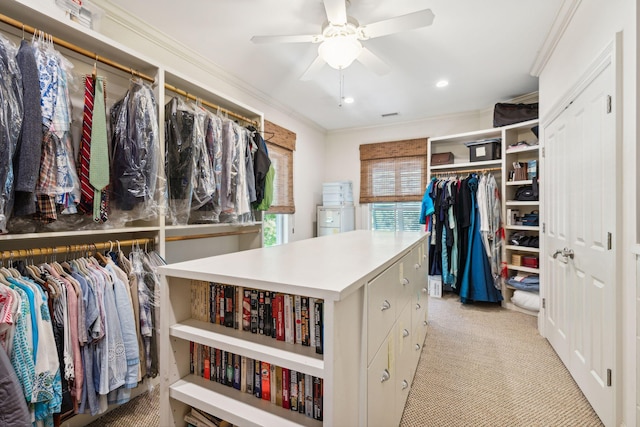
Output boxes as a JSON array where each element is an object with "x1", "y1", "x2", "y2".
[
  {"x1": 359, "y1": 138, "x2": 428, "y2": 204},
  {"x1": 265, "y1": 120, "x2": 296, "y2": 214}
]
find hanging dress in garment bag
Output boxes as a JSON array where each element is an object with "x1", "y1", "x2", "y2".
[{"x1": 459, "y1": 175, "x2": 503, "y2": 304}]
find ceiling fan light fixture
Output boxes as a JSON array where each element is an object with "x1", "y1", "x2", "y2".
[{"x1": 318, "y1": 35, "x2": 362, "y2": 70}]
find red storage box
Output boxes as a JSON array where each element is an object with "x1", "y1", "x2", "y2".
[{"x1": 522, "y1": 256, "x2": 539, "y2": 269}]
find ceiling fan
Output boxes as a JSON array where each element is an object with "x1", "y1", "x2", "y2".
[{"x1": 250, "y1": 0, "x2": 435, "y2": 80}]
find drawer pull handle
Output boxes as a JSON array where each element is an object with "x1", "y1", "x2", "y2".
[
  {"x1": 415, "y1": 303, "x2": 421, "y2": 310},
  {"x1": 423, "y1": 320, "x2": 428, "y2": 326},
  {"x1": 380, "y1": 369, "x2": 391, "y2": 383},
  {"x1": 401, "y1": 380, "x2": 409, "y2": 390},
  {"x1": 415, "y1": 344, "x2": 421, "y2": 351},
  {"x1": 401, "y1": 278, "x2": 409, "y2": 286},
  {"x1": 422, "y1": 287, "x2": 428, "y2": 294},
  {"x1": 414, "y1": 263, "x2": 420, "y2": 270},
  {"x1": 423, "y1": 254, "x2": 427, "y2": 260},
  {"x1": 380, "y1": 300, "x2": 391, "y2": 311},
  {"x1": 402, "y1": 328, "x2": 409, "y2": 338}
]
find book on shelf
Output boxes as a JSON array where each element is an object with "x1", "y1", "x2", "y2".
[
  {"x1": 284, "y1": 294, "x2": 293, "y2": 343},
  {"x1": 203, "y1": 345, "x2": 210, "y2": 380},
  {"x1": 258, "y1": 291, "x2": 265, "y2": 335},
  {"x1": 253, "y1": 359, "x2": 261, "y2": 398},
  {"x1": 282, "y1": 368, "x2": 290, "y2": 410},
  {"x1": 271, "y1": 293, "x2": 277, "y2": 338},
  {"x1": 313, "y1": 376, "x2": 323, "y2": 421},
  {"x1": 298, "y1": 373, "x2": 305, "y2": 414},
  {"x1": 190, "y1": 341, "x2": 194, "y2": 374},
  {"x1": 235, "y1": 286, "x2": 242, "y2": 329},
  {"x1": 275, "y1": 293, "x2": 285, "y2": 341},
  {"x1": 209, "y1": 347, "x2": 215, "y2": 381},
  {"x1": 264, "y1": 291, "x2": 273, "y2": 337},
  {"x1": 314, "y1": 300, "x2": 324, "y2": 354},
  {"x1": 270, "y1": 364, "x2": 276, "y2": 404},
  {"x1": 309, "y1": 297, "x2": 316, "y2": 350},
  {"x1": 304, "y1": 373, "x2": 313, "y2": 418},
  {"x1": 261, "y1": 361, "x2": 271, "y2": 401},
  {"x1": 233, "y1": 353, "x2": 241, "y2": 390},
  {"x1": 290, "y1": 370, "x2": 298, "y2": 412},
  {"x1": 240, "y1": 356, "x2": 247, "y2": 392},
  {"x1": 246, "y1": 357, "x2": 254, "y2": 394},
  {"x1": 301, "y1": 296, "x2": 310, "y2": 346},
  {"x1": 224, "y1": 286, "x2": 235, "y2": 328},
  {"x1": 210, "y1": 282, "x2": 217, "y2": 324},
  {"x1": 242, "y1": 289, "x2": 251, "y2": 331},
  {"x1": 275, "y1": 366, "x2": 283, "y2": 406},
  {"x1": 294, "y1": 294, "x2": 302, "y2": 344},
  {"x1": 217, "y1": 285, "x2": 225, "y2": 325},
  {"x1": 250, "y1": 289, "x2": 258, "y2": 333},
  {"x1": 226, "y1": 352, "x2": 234, "y2": 386},
  {"x1": 215, "y1": 349, "x2": 222, "y2": 383}
]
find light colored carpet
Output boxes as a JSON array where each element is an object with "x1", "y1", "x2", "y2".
[
  {"x1": 400, "y1": 293, "x2": 603, "y2": 427},
  {"x1": 86, "y1": 293, "x2": 603, "y2": 427}
]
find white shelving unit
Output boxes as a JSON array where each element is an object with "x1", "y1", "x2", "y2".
[
  {"x1": 0, "y1": 2, "x2": 267, "y2": 425},
  {"x1": 427, "y1": 119, "x2": 541, "y2": 315},
  {"x1": 502, "y1": 119, "x2": 540, "y2": 316},
  {"x1": 158, "y1": 230, "x2": 429, "y2": 427},
  {"x1": 0, "y1": 1, "x2": 265, "y2": 262}
]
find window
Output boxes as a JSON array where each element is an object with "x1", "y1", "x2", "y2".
[
  {"x1": 262, "y1": 213, "x2": 288, "y2": 247},
  {"x1": 265, "y1": 120, "x2": 295, "y2": 214},
  {"x1": 359, "y1": 138, "x2": 428, "y2": 203},
  {"x1": 359, "y1": 138, "x2": 428, "y2": 231},
  {"x1": 370, "y1": 202, "x2": 422, "y2": 231}
]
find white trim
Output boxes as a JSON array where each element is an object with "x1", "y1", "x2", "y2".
[
  {"x1": 530, "y1": 0, "x2": 583, "y2": 77},
  {"x1": 540, "y1": 40, "x2": 614, "y2": 127}
]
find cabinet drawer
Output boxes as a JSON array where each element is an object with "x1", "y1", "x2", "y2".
[
  {"x1": 367, "y1": 336, "x2": 396, "y2": 427},
  {"x1": 318, "y1": 208, "x2": 343, "y2": 228},
  {"x1": 411, "y1": 286, "x2": 428, "y2": 333},
  {"x1": 367, "y1": 262, "x2": 399, "y2": 362}
]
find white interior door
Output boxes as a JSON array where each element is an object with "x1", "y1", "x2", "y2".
[{"x1": 543, "y1": 61, "x2": 617, "y2": 425}]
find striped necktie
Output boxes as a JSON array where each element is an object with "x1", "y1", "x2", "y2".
[
  {"x1": 89, "y1": 76, "x2": 109, "y2": 221},
  {"x1": 78, "y1": 75, "x2": 94, "y2": 214}
]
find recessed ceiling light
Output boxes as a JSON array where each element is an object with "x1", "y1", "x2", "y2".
[
  {"x1": 343, "y1": 97, "x2": 355, "y2": 104},
  {"x1": 436, "y1": 80, "x2": 449, "y2": 88}
]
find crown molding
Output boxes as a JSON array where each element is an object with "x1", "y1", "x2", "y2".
[
  {"x1": 94, "y1": 0, "x2": 326, "y2": 134},
  {"x1": 530, "y1": 0, "x2": 582, "y2": 77}
]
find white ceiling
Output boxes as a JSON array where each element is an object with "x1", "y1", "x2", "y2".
[{"x1": 101, "y1": 0, "x2": 561, "y2": 131}]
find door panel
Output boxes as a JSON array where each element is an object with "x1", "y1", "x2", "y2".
[{"x1": 544, "y1": 61, "x2": 615, "y2": 425}]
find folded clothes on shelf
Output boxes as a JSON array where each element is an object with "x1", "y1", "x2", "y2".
[{"x1": 507, "y1": 274, "x2": 540, "y2": 292}]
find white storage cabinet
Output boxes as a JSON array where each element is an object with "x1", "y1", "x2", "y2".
[{"x1": 158, "y1": 230, "x2": 429, "y2": 426}]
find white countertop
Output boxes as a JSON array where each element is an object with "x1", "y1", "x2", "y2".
[{"x1": 158, "y1": 230, "x2": 427, "y2": 301}]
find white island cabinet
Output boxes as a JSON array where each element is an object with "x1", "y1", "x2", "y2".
[{"x1": 158, "y1": 230, "x2": 429, "y2": 427}]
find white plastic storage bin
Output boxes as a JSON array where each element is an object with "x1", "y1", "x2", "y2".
[{"x1": 322, "y1": 181, "x2": 354, "y2": 206}]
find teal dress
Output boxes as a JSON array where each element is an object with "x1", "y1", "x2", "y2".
[{"x1": 459, "y1": 175, "x2": 503, "y2": 304}]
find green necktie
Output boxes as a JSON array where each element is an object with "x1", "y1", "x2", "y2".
[{"x1": 89, "y1": 76, "x2": 109, "y2": 221}]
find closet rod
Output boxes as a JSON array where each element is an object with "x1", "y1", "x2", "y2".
[
  {"x1": 164, "y1": 83, "x2": 259, "y2": 127},
  {"x1": 0, "y1": 237, "x2": 156, "y2": 260},
  {"x1": 165, "y1": 228, "x2": 259, "y2": 242},
  {"x1": 431, "y1": 166, "x2": 502, "y2": 176},
  {"x1": 0, "y1": 13, "x2": 155, "y2": 83}
]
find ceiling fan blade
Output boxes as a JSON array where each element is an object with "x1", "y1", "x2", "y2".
[
  {"x1": 251, "y1": 34, "x2": 321, "y2": 44},
  {"x1": 356, "y1": 47, "x2": 391, "y2": 75},
  {"x1": 323, "y1": 0, "x2": 347, "y2": 25},
  {"x1": 300, "y1": 55, "x2": 326, "y2": 81},
  {"x1": 359, "y1": 9, "x2": 435, "y2": 40}
]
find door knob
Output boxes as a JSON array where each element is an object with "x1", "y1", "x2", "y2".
[
  {"x1": 380, "y1": 368, "x2": 391, "y2": 383},
  {"x1": 553, "y1": 248, "x2": 574, "y2": 259}
]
